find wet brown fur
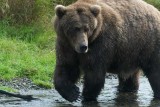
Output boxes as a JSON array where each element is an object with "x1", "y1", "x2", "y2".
[{"x1": 54, "y1": 0, "x2": 160, "y2": 102}]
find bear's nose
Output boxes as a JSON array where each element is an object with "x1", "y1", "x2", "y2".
[{"x1": 80, "y1": 45, "x2": 88, "y2": 53}]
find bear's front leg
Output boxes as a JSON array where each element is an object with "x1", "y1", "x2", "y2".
[
  {"x1": 54, "y1": 65, "x2": 80, "y2": 102},
  {"x1": 82, "y1": 71, "x2": 106, "y2": 102},
  {"x1": 53, "y1": 40, "x2": 81, "y2": 102}
]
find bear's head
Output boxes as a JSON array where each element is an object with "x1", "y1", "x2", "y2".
[{"x1": 54, "y1": 3, "x2": 102, "y2": 53}]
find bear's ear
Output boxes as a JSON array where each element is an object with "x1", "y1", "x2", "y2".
[
  {"x1": 55, "y1": 5, "x2": 66, "y2": 18},
  {"x1": 90, "y1": 5, "x2": 101, "y2": 17}
]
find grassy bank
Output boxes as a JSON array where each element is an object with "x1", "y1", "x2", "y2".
[
  {"x1": 0, "y1": 38, "x2": 55, "y2": 88},
  {"x1": 0, "y1": 20, "x2": 56, "y2": 89},
  {"x1": 0, "y1": 0, "x2": 57, "y2": 89}
]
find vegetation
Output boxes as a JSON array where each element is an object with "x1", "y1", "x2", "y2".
[
  {"x1": 0, "y1": 85, "x2": 17, "y2": 92},
  {"x1": 0, "y1": 21, "x2": 56, "y2": 88},
  {"x1": 145, "y1": 0, "x2": 160, "y2": 10},
  {"x1": 0, "y1": 0, "x2": 58, "y2": 89},
  {"x1": 0, "y1": 0, "x2": 159, "y2": 90}
]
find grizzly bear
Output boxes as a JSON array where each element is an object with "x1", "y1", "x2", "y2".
[{"x1": 53, "y1": 0, "x2": 160, "y2": 102}]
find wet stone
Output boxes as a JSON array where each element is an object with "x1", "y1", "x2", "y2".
[{"x1": 0, "y1": 78, "x2": 42, "y2": 90}]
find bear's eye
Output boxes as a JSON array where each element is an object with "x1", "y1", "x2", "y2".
[
  {"x1": 84, "y1": 26, "x2": 89, "y2": 32},
  {"x1": 74, "y1": 27, "x2": 81, "y2": 32}
]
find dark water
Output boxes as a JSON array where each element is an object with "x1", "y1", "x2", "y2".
[{"x1": 1, "y1": 76, "x2": 160, "y2": 107}]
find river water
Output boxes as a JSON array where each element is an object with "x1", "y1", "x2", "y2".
[{"x1": 1, "y1": 76, "x2": 160, "y2": 107}]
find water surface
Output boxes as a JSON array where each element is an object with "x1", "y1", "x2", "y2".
[{"x1": 1, "y1": 76, "x2": 160, "y2": 107}]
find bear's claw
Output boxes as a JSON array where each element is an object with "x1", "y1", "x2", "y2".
[{"x1": 56, "y1": 82, "x2": 80, "y2": 102}]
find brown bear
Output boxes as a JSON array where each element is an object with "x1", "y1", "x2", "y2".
[{"x1": 53, "y1": 0, "x2": 160, "y2": 102}]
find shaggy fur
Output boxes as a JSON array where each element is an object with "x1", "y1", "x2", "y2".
[{"x1": 53, "y1": 0, "x2": 160, "y2": 102}]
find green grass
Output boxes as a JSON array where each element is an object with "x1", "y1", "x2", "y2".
[
  {"x1": 0, "y1": 85, "x2": 17, "y2": 92},
  {"x1": 145, "y1": 0, "x2": 160, "y2": 10},
  {"x1": 0, "y1": 37, "x2": 56, "y2": 88},
  {"x1": 0, "y1": 0, "x2": 57, "y2": 90},
  {"x1": 0, "y1": 21, "x2": 56, "y2": 49},
  {"x1": 0, "y1": 20, "x2": 56, "y2": 89}
]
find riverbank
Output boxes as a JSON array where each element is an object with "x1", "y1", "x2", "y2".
[{"x1": 0, "y1": 20, "x2": 56, "y2": 90}]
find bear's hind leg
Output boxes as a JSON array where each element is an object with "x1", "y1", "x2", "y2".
[
  {"x1": 118, "y1": 71, "x2": 140, "y2": 92},
  {"x1": 82, "y1": 71, "x2": 106, "y2": 102},
  {"x1": 144, "y1": 66, "x2": 160, "y2": 99}
]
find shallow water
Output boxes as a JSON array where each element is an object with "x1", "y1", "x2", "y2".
[{"x1": 1, "y1": 76, "x2": 160, "y2": 107}]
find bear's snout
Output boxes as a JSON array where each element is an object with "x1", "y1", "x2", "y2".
[
  {"x1": 75, "y1": 43, "x2": 88, "y2": 54},
  {"x1": 73, "y1": 33, "x2": 88, "y2": 54},
  {"x1": 80, "y1": 44, "x2": 88, "y2": 53}
]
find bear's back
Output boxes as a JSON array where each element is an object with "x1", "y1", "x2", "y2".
[{"x1": 99, "y1": 0, "x2": 160, "y2": 70}]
